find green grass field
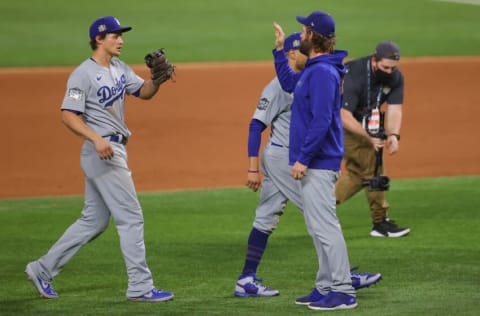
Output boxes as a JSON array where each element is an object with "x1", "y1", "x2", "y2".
[
  {"x1": 1, "y1": 176, "x2": 479, "y2": 315},
  {"x1": 1, "y1": 0, "x2": 480, "y2": 66}
]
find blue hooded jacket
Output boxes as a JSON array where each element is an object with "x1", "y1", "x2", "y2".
[{"x1": 273, "y1": 48, "x2": 348, "y2": 170}]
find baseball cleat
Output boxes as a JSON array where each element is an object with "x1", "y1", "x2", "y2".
[
  {"x1": 308, "y1": 291, "x2": 357, "y2": 310},
  {"x1": 25, "y1": 262, "x2": 58, "y2": 299},
  {"x1": 350, "y1": 267, "x2": 382, "y2": 289},
  {"x1": 295, "y1": 287, "x2": 325, "y2": 305},
  {"x1": 370, "y1": 219, "x2": 410, "y2": 237},
  {"x1": 234, "y1": 273, "x2": 279, "y2": 297},
  {"x1": 128, "y1": 288, "x2": 174, "y2": 302}
]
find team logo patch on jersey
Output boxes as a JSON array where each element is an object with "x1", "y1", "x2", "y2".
[
  {"x1": 257, "y1": 97, "x2": 270, "y2": 110},
  {"x1": 67, "y1": 88, "x2": 84, "y2": 101}
]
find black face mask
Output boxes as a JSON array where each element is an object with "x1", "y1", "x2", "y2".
[{"x1": 374, "y1": 69, "x2": 393, "y2": 84}]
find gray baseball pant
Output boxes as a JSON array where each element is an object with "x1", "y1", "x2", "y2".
[
  {"x1": 301, "y1": 169, "x2": 355, "y2": 296},
  {"x1": 253, "y1": 143, "x2": 303, "y2": 234},
  {"x1": 28, "y1": 141, "x2": 154, "y2": 298}
]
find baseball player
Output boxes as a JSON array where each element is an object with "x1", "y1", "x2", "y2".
[
  {"x1": 25, "y1": 16, "x2": 174, "y2": 302},
  {"x1": 336, "y1": 41, "x2": 410, "y2": 237},
  {"x1": 234, "y1": 33, "x2": 381, "y2": 298},
  {"x1": 272, "y1": 12, "x2": 357, "y2": 310}
]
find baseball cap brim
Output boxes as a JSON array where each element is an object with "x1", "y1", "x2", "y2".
[
  {"x1": 111, "y1": 26, "x2": 132, "y2": 34},
  {"x1": 296, "y1": 16, "x2": 308, "y2": 26}
]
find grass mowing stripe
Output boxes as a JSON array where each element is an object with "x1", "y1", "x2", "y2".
[{"x1": 1, "y1": 0, "x2": 480, "y2": 66}]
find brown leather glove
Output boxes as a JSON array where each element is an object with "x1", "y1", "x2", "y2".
[{"x1": 144, "y1": 48, "x2": 175, "y2": 86}]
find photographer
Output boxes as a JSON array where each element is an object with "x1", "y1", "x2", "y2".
[{"x1": 335, "y1": 41, "x2": 410, "y2": 238}]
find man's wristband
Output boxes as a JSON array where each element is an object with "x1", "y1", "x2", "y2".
[
  {"x1": 388, "y1": 133, "x2": 400, "y2": 141},
  {"x1": 248, "y1": 170, "x2": 259, "y2": 173}
]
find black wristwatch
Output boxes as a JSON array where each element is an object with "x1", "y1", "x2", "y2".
[{"x1": 388, "y1": 133, "x2": 400, "y2": 141}]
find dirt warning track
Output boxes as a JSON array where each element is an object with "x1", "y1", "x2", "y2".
[{"x1": 1, "y1": 57, "x2": 479, "y2": 198}]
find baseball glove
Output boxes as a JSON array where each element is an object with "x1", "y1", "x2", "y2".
[{"x1": 144, "y1": 48, "x2": 175, "y2": 86}]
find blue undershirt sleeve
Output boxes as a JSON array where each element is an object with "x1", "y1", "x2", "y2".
[
  {"x1": 248, "y1": 118, "x2": 267, "y2": 157},
  {"x1": 132, "y1": 87, "x2": 141, "y2": 97},
  {"x1": 61, "y1": 109, "x2": 83, "y2": 115}
]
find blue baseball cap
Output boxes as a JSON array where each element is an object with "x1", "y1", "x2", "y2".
[
  {"x1": 296, "y1": 11, "x2": 335, "y2": 37},
  {"x1": 89, "y1": 16, "x2": 132, "y2": 40},
  {"x1": 284, "y1": 32, "x2": 301, "y2": 52}
]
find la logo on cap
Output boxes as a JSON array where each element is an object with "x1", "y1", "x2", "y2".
[{"x1": 98, "y1": 24, "x2": 107, "y2": 32}]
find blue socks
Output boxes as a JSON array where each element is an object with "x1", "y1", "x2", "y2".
[{"x1": 241, "y1": 228, "x2": 269, "y2": 275}]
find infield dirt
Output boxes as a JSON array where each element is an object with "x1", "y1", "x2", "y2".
[{"x1": 1, "y1": 57, "x2": 479, "y2": 198}]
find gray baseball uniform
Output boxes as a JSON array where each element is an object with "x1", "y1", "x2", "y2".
[
  {"x1": 27, "y1": 57, "x2": 154, "y2": 298},
  {"x1": 251, "y1": 77, "x2": 302, "y2": 234}
]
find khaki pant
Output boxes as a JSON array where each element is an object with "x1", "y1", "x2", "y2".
[{"x1": 336, "y1": 129, "x2": 389, "y2": 223}]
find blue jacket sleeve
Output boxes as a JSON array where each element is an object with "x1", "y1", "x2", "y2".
[
  {"x1": 248, "y1": 118, "x2": 267, "y2": 157},
  {"x1": 272, "y1": 49, "x2": 302, "y2": 93},
  {"x1": 298, "y1": 68, "x2": 336, "y2": 165}
]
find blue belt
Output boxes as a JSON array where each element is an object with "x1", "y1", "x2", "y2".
[
  {"x1": 107, "y1": 134, "x2": 128, "y2": 145},
  {"x1": 271, "y1": 142, "x2": 287, "y2": 148}
]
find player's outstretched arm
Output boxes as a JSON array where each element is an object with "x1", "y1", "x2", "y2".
[{"x1": 139, "y1": 79, "x2": 160, "y2": 100}]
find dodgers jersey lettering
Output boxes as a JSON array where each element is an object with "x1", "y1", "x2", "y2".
[
  {"x1": 253, "y1": 77, "x2": 292, "y2": 148},
  {"x1": 61, "y1": 58, "x2": 144, "y2": 138}
]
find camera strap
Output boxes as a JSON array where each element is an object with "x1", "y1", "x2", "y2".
[{"x1": 363, "y1": 59, "x2": 384, "y2": 133}]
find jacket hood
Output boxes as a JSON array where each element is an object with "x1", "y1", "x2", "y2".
[{"x1": 306, "y1": 50, "x2": 348, "y2": 76}]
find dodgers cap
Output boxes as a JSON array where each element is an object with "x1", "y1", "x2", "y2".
[
  {"x1": 284, "y1": 32, "x2": 301, "y2": 52},
  {"x1": 296, "y1": 11, "x2": 335, "y2": 38},
  {"x1": 89, "y1": 16, "x2": 132, "y2": 40},
  {"x1": 374, "y1": 41, "x2": 400, "y2": 60}
]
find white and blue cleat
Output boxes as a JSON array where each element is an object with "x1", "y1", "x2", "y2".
[
  {"x1": 350, "y1": 267, "x2": 383, "y2": 289},
  {"x1": 25, "y1": 262, "x2": 59, "y2": 299},
  {"x1": 234, "y1": 273, "x2": 279, "y2": 297},
  {"x1": 128, "y1": 288, "x2": 174, "y2": 302}
]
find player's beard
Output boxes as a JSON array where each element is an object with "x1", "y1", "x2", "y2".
[{"x1": 299, "y1": 39, "x2": 312, "y2": 56}]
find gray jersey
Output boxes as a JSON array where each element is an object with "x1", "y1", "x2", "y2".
[
  {"x1": 61, "y1": 58, "x2": 144, "y2": 138},
  {"x1": 253, "y1": 77, "x2": 292, "y2": 148}
]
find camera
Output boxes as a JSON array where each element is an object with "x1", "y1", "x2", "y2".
[{"x1": 362, "y1": 175, "x2": 390, "y2": 191}]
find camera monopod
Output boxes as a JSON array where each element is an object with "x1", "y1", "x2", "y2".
[
  {"x1": 362, "y1": 110, "x2": 390, "y2": 191},
  {"x1": 373, "y1": 111, "x2": 386, "y2": 178}
]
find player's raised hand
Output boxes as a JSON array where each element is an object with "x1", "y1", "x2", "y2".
[{"x1": 273, "y1": 22, "x2": 285, "y2": 51}]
